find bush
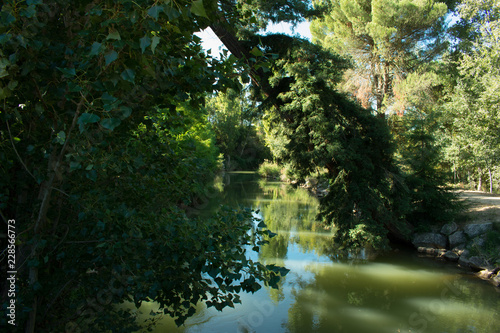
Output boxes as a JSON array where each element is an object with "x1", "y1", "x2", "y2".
[{"x1": 258, "y1": 161, "x2": 282, "y2": 179}]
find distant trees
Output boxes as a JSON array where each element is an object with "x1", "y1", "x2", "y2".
[
  {"x1": 442, "y1": 0, "x2": 500, "y2": 192},
  {"x1": 206, "y1": 89, "x2": 270, "y2": 170}
]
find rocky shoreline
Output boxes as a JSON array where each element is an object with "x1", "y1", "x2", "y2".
[{"x1": 412, "y1": 221, "x2": 500, "y2": 288}]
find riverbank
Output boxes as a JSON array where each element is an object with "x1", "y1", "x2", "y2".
[{"x1": 412, "y1": 190, "x2": 500, "y2": 288}]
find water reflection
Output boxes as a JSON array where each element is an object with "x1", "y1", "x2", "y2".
[{"x1": 134, "y1": 172, "x2": 500, "y2": 333}]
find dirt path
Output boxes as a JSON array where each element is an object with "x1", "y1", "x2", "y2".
[{"x1": 458, "y1": 190, "x2": 500, "y2": 225}]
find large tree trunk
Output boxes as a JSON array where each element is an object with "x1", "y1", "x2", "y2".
[{"x1": 209, "y1": 22, "x2": 263, "y2": 90}]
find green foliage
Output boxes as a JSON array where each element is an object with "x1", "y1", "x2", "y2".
[
  {"x1": 441, "y1": 0, "x2": 500, "y2": 192},
  {"x1": 250, "y1": 35, "x2": 411, "y2": 249},
  {"x1": 206, "y1": 89, "x2": 271, "y2": 170},
  {"x1": 258, "y1": 160, "x2": 282, "y2": 179},
  {"x1": 311, "y1": 0, "x2": 451, "y2": 114},
  {"x1": 0, "y1": 0, "x2": 287, "y2": 331},
  {"x1": 387, "y1": 60, "x2": 461, "y2": 227},
  {"x1": 389, "y1": 111, "x2": 460, "y2": 227}
]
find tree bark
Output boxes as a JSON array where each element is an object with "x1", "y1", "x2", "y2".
[
  {"x1": 477, "y1": 167, "x2": 482, "y2": 191},
  {"x1": 209, "y1": 22, "x2": 263, "y2": 90},
  {"x1": 488, "y1": 167, "x2": 493, "y2": 193}
]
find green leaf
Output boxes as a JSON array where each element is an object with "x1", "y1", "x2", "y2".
[
  {"x1": 191, "y1": 0, "x2": 208, "y2": 18},
  {"x1": 120, "y1": 68, "x2": 135, "y2": 83},
  {"x1": 100, "y1": 118, "x2": 121, "y2": 130},
  {"x1": 101, "y1": 92, "x2": 119, "y2": 111},
  {"x1": 151, "y1": 36, "x2": 160, "y2": 54},
  {"x1": 0, "y1": 11, "x2": 16, "y2": 26},
  {"x1": 107, "y1": 29, "x2": 121, "y2": 40},
  {"x1": 104, "y1": 50, "x2": 118, "y2": 66},
  {"x1": 56, "y1": 67, "x2": 76, "y2": 78},
  {"x1": 117, "y1": 106, "x2": 132, "y2": 119},
  {"x1": 250, "y1": 47, "x2": 263, "y2": 57},
  {"x1": 148, "y1": 5, "x2": 164, "y2": 20},
  {"x1": 68, "y1": 82, "x2": 82, "y2": 92},
  {"x1": 55, "y1": 131, "x2": 66, "y2": 145},
  {"x1": 78, "y1": 113, "x2": 100, "y2": 125},
  {"x1": 7, "y1": 80, "x2": 17, "y2": 90},
  {"x1": 20, "y1": 5, "x2": 37, "y2": 18},
  {"x1": 0, "y1": 33, "x2": 12, "y2": 45},
  {"x1": 70, "y1": 161, "x2": 82, "y2": 171},
  {"x1": 89, "y1": 42, "x2": 102, "y2": 56},
  {"x1": 164, "y1": 6, "x2": 181, "y2": 20},
  {"x1": 86, "y1": 169, "x2": 97, "y2": 182},
  {"x1": 140, "y1": 36, "x2": 151, "y2": 53}
]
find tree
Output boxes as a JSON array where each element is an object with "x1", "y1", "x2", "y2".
[
  {"x1": 310, "y1": 0, "x2": 451, "y2": 116},
  {"x1": 443, "y1": 0, "x2": 500, "y2": 192},
  {"x1": 249, "y1": 35, "x2": 412, "y2": 249},
  {"x1": 206, "y1": 89, "x2": 270, "y2": 170},
  {"x1": 383, "y1": 60, "x2": 463, "y2": 227},
  {"x1": 0, "y1": 1, "x2": 287, "y2": 331}
]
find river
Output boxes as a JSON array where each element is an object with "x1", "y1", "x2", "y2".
[{"x1": 131, "y1": 172, "x2": 500, "y2": 333}]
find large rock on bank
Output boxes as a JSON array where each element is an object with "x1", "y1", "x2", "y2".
[
  {"x1": 440, "y1": 222, "x2": 458, "y2": 236},
  {"x1": 464, "y1": 223, "x2": 493, "y2": 238},
  {"x1": 412, "y1": 232, "x2": 447, "y2": 249},
  {"x1": 449, "y1": 230, "x2": 467, "y2": 248}
]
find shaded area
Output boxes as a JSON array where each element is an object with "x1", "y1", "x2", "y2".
[{"x1": 132, "y1": 173, "x2": 500, "y2": 333}]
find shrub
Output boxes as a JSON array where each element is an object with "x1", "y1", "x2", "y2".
[{"x1": 258, "y1": 161, "x2": 282, "y2": 179}]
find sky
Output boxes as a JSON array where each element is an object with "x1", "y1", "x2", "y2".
[{"x1": 196, "y1": 21, "x2": 312, "y2": 56}]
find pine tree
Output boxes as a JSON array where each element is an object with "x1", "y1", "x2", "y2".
[{"x1": 310, "y1": 0, "x2": 451, "y2": 116}]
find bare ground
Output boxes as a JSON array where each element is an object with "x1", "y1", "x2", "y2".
[{"x1": 458, "y1": 190, "x2": 500, "y2": 225}]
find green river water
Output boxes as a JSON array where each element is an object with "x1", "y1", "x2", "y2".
[{"x1": 130, "y1": 172, "x2": 500, "y2": 333}]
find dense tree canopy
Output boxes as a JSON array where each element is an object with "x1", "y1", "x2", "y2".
[
  {"x1": 442, "y1": 0, "x2": 500, "y2": 192},
  {"x1": 1, "y1": 0, "x2": 499, "y2": 331},
  {"x1": 0, "y1": 1, "x2": 287, "y2": 331},
  {"x1": 245, "y1": 35, "x2": 412, "y2": 248},
  {"x1": 310, "y1": 0, "x2": 453, "y2": 115}
]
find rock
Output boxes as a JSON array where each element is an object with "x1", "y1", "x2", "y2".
[
  {"x1": 492, "y1": 272, "x2": 500, "y2": 287},
  {"x1": 477, "y1": 269, "x2": 494, "y2": 280},
  {"x1": 468, "y1": 256, "x2": 487, "y2": 270},
  {"x1": 441, "y1": 222, "x2": 458, "y2": 236},
  {"x1": 472, "y1": 236, "x2": 486, "y2": 248},
  {"x1": 413, "y1": 232, "x2": 447, "y2": 249},
  {"x1": 443, "y1": 251, "x2": 459, "y2": 261},
  {"x1": 464, "y1": 223, "x2": 493, "y2": 238},
  {"x1": 458, "y1": 249, "x2": 471, "y2": 267},
  {"x1": 418, "y1": 247, "x2": 446, "y2": 256},
  {"x1": 458, "y1": 255, "x2": 471, "y2": 267},
  {"x1": 449, "y1": 231, "x2": 467, "y2": 248}
]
